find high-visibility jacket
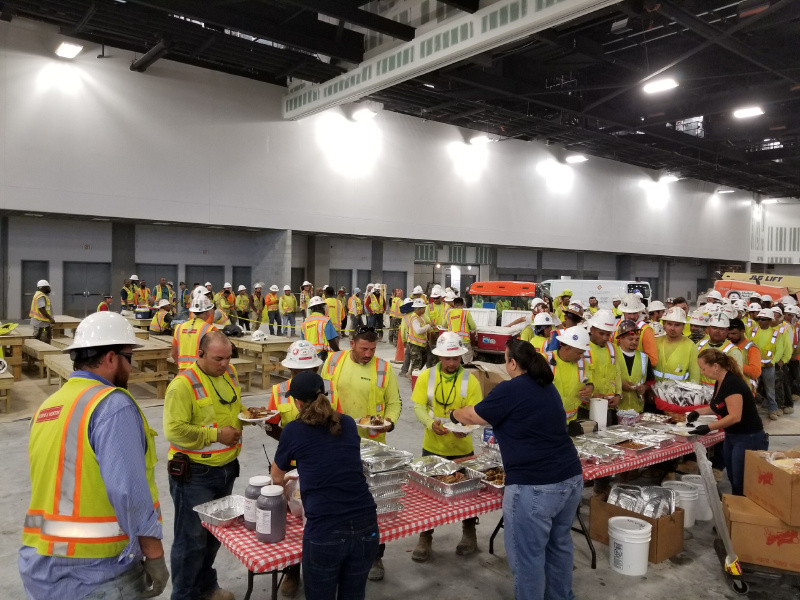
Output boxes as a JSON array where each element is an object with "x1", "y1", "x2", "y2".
[
  {"x1": 389, "y1": 297, "x2": 403, "y2": 319},
  {"x1": 752, "y1": 325, "x2": 783, "y2": 365},
  {"x1": 428, "y1": 302, "x2": 446, "y2": 326},
  {"x1": 217, "y1": 291, "x2": 235, "y2": 314},
  {"x1": 264, "y1": 292, "x2": 279, "y2": 312},
  {"x1": 745, "y1": 317, "x2": 756, "y2": 339},
  {"x1": 251, "y1": 293, "x2": 264, "y2": 316},
  {"x1": 280, "y1": 294, "x2": 297, "y2": 315},
  {"x1": 587, "y1": 306, "x2": 598, "y2": 315},
  {"x1": 154, "y1": 285, "x2": 170, "y2": 302},
  {"x1": 302, "y1": 314, "x2": 334, "y2": 353},
  {"x1": 653, "y1": 336, "x2": 699, "y2": 383},
  {"x1": 546, "y1": 350, "x2": 587, "y2": 423},
  {"x1": 696, "y1": 339, "x2": 742, "y2": 386},
  {"x1": 134, "y1": 288, "x2": 152, "y2": 308},
  {"x1": 530, "y1": 335, "x2": 550, "y2": 354},
  {"x1": 554, "y1": 303, "x2": 570, "y2": 323},
  {"x1": 213, "y1": 310, "x2": 230, "y2": 327},
  {"x1": 446, "y1": 308, "x2": 476, "y2": 342},
  {"x1": 165, "y1": 363, "x2": 242, "y2": 467},
  {"x1": 268, "y1": 379, "x2": 337, "y2": 427},
  {"x1": 24, "y1": 378, "x2": 159, "y2": 558},
  {"x1": 778, "y1": 322, "x2": 794, "y2": 363},
  {"x1": 348, "y1": 295, "x2": 363, "y2": 315},
  {"x1": 495, "y1": 299, "x2": 511, "y2": 318},
  {"x1": 735, "y1": 339, "x2": 762, "y2": 389},
  {"x1": 30, "y1": 291, "x2": 51, "y2": 322},
  {"x1": 612, "y1": 306, "x2": 623, "y2": 318},
  {"x1": 300, "y1": 291, "x2": 311, "y2": 311},
  {"x1": 235, "y1": 294, "x2": 250, "y2": 312},
  {"x1": 619, "y1": 351, "x2": 648, "y2": 413},
  {"x1": 150, "y1": 309, "x2": 171, "y2": 333},
  {"x1": 96, "y1": 301, "x2": 109, "y2": 312},
  {"x1": 407, "y1": 313, "x2": 429, "y2": 347},
  {"x1": 173, "y1": 317, "x2": 217, "y2": 370},
  {"x1": 399, "y1": 313, "x2": 412, "y2": 343},
  {"x1": 177, "y1": 288, "x2": 191, "y2": 309},
  {"x1": 583, "y1": 342, "x2": 621, "y2": 406},
  {"x1": 325, "y1": 298, "x2": 342, "y2": 328},
  {"x1": 366, "y1": 294, "x2": 385, "y2": 315},
  {"x1": 123, "y1": 286, "x2": 135, "y2": 308}
]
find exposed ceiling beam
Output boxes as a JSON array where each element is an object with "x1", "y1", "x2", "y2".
[
  {"x1": 280, "y1": 0, "x2": 415, "y2": 41},
  {"x1": 130, "y1": 38, "x2": 171, "y2": 72},
  {"x1": 437, "y1": 0, "x2": 480, "y2": 13},
  {"x1": 745, "y1": 146, "x2": 800, "y2": 163},
  {"x1": 66, "y1": 1, "x2": 97, "y2": 35}
]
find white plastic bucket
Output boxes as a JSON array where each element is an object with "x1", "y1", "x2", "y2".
[
  {"x1": 589, "y1": 398, "x2": 609, "y2": 430},
  {"x1": 608, "y1": 516, "x2": 652, "y2": 576},
  {"x1": 661, "y1": 481, "x2": 700, "y2": 528},
  {"x1": 680, "y1": 475, "x2": 714, "y2": 521}
]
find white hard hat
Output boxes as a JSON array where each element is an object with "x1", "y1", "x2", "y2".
[
  {"x1": 205, "y1": 281, "x2": 212, "y2": 287},
  {"x1": 612, "y1": 295, "x2": 622, "y2": 302},
  {"x1": 651, "y1": 321, "x2": 666, "y2": 337},
  {"x1": 663, "y1": 307, "x2": 687, "y2": 323},
  {"x1": 757, "y1": 308, "x2": 774, "y2": 320},
  {"x1": 430, "y1": 289, "x2": 442, "y2": 298},
  {"x1": 156, "y1": 299, "x2": 171, "y2": 309},
  {"x1": 302, "y1": 281, "x2": 312, "y2": 287},
  {"x1": 373, "y1": 282, "x2": 381, "y2": 288},
  {"x1": 223, "y1": 282, "x2": 232, "y2": 289},
  {"x1": 533, "y1": 312, "x2": 554, "y2": 327},
  {"x1": 412, "y1": 298, "x2": 427, "y2": 308},
  {"x1": 772, "y1": 305, "x2": 783, "y2": 315},
  {"x1": 750, "y1": 292, "x2": 761, "y2": 300},
  {"x1": 37, "y1": 279, "x2": 50, "y2": 287},
  {"x1": 703, "y1": 303, "x2": 722, "y2": 316},
  {"x1": 587, "y1": 309, "x2": 617, "y2": 332},
  {"x1": 190, "y1": 295, "x2": 215, "y2": 313},
  {"x1": 238, "y1": 285, "x2": 247, "y2": 292},
  {"x1": 689, "y1": 309, "x2": 708, "y2": 326},
  {"x1": 733, "y1": 299, "x2": 747, "y2": 311},
  {"x1": 707, "y1": 313, "x2": 730, "y2": 328},
  {"x1": 761, "y1": 294, "x2": 773, "y2": 302},
  {"x1": 254, "y1": 283, "x2": 263, "y2": 289},
  {"x1": 556, "y1": 326, "x2": 590, "y2": 351},
  {"x1": 531, "y1": 298, "x2": 547, "y2": 309},
  {"x1": 283, "y1": 285, "x2": 292, "y2": 291},
  {"x1": 281, "y1": 340, "x2": 323, "y2": 369},
  {"x1": 785, "y1": 305, "x2": 800, "y2": 316},
  {"x1": 706, "y1": 290, "x2": 723, "y2": 301},
  {"x1": 780, "y1": 295, "x2": 797, "y2": 306},
  {"x1": 251, "y1": 330, "x2": 267, "y2": 342},
  {"x1": 308, "y1": 296, "x2": 326, "y2": 308},
  {"x1": 402, "y1": 297, "x2": 413, "y2": 306},
  {"x1": 564, "y1": 301, "x2": 584, "y2": 317},
  {"x1": 748, "y1": 302, "x2": 762, "y2": 312},
  {"x1": 412, "y1": 286, "x2": 424, "y2": 295},
  {"x1": 634, "y1": 291, "x2": 643, "y2": 298},
  {"x1": 444, "y1": 292, "x2": 456, "y2": 302},
  {"x1": 270, "y1": 285, "x2": 279, "y2": 292},
  {"x1": 648, "y1": 301, "x2": 666, "y2": 312},
  {"x1": 64, "y1": 312, "x2": 142, "y2": 353},
  {"x1": 721, "y1": 305, "x2": 738, "y2": 320},
  {"x1": 620, "y1": 293, "x2": 645, "y2": 313},
  {"x1": 130, "y1": 274, "x2": 139, "y2": 281},
  {"x1": 432, "y1": 332, "x2": 467, "y2": 357}
]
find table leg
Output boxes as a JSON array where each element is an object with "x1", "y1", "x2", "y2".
[
  {"x1": 156, "y1": 358, "x2": 168, "y2": 399},
  {"x1": 572, "y1": 505, "x2": 596, "y2": 569},
  {"x1": 260, "y1": 353, "x2": 270, "y2": 391},
  {"x1": 244, "y1": 570, "x2": 254, "y2": 600},
  {"x1": 272, "y1": 571, "x2": 278, "y2": 600},
  {"x1": 11, "y1": 346, "x2": 22, "y2": 381},
  {"x1": 489, "y1": 516, "x2": 503, "y2": 555}
]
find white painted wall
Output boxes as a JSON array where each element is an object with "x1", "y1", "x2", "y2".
[
  {"x1": 383, "y1": 241, "x2": 416, "y2": 293},
  {"x1": 0, "y1": 19, "x2": 752, "y2": 261},
  {"x1": 292, "y1": 234, "x2": 308, "y2": 269},
  {"x1": 668, "y1": 261, "x2": 707, "y2": 303},
  {"x1": 753, "y1": 201, "x2": 800, "y2": 265}
]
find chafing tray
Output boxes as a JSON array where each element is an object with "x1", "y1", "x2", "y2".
[
  {"x1": 193, "y1": 495, "x2": 245, "y2": 527},
  {"x1": 364, "y1": 468, "x2": 409, "y2": 488},
  {"x1": 611, "y1": 440, "x2": 656, "y2": 456},
  {"x1": 376, "y1": 501, "x2": 402, "y2": 522},
  {"x1": 370, "y1": 482, "x2": 405, "y2": 500},
  {"x1": 407, "y1": 465, "x2": 485, "y2": 500}
]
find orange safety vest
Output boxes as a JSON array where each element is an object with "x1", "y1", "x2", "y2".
[
  {"x1": 265, "y1": 292, "x2": 279, "y2": 311},
  {"x1": 134, "y1": 288, "x2": 152, "y2": 308},
  {"x1": 447, "y1": 308, "x2": 471, "y2": 341},
  {"x1": 150, "y1": 310, "x2": 170, "y2": 333},
  {"x1": 325, "y1": 298, "x2": 341, "y2": 328},
  {"x1": 407, "y1": 313, "x2": 428, "y2": 347},
  {"x1": 173, "y1": 318, "x2": 216, "y2": 370},
  {"x1": 302, "y1": 314, "x2": 333, "y2": 353}
]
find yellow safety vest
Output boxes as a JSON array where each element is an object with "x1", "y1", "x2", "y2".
[
  {"x1": 213, "y1": 310, "x2": 231, "y2": 327},
  {"x1": 166, "y1": 364, "x2": 242, "y2": 466},
  {"x1": 429, "y1": 302, "x2": 446, "y2": 326},
  {"x1": 264, "y1": 292, "x2": 279, "y2": 312},
  {"x1": 619, "y1": 351, "x2": 648, "y2": 412},
  {"x1": 302, "y1": 314, "x2": 333, "y2": 352},
  {"x1": 96, "y1": 302, "x2": 108, "y2": 312},
  {"x1": 270, "y1": 379, "x2": 336, "y2": 427},
  {"x1": 389, "y1": 297, "x2": 403, "y2": 318},
  {"x1": 24, "y1": 378, "x2": 159, "y2": 558},
  {"x1": 446, "y1": 308, "x2": 473, "y2": 342},
  {"x1": 154, "y1": 286, "x2": 170, "y2": 302},
  {"x1": 134, "y1": 288, "x2": 151, "y2": 308},
  {"x1": 583, "y1": 342, "x2": 619, "y2": 405},
  {"x1": 367, "y1": 295, "x2": 385, "y2": 314},
  {"x1": 417, "y1": 364, "x2": 476, "y2": 456},
  {"x1": 696, "y1": 339, "x2": 738, "y2": 386},
  {"x1": 173, "y1": 317, "x2": 217, "y2": 370},
  {"x1": 325, "y1": 298, "x2": 341, "y2": 328},
  {"x1": 150, "y1": 310, "x2": 170, "y2": 333},
  {"x1": 251, "y1": 293, "x2": 264, "y2": 315},
  {"x1": 348, "y1": 295, "x2": 363, "y2": 315},
  {"x1": 612, "y1": 306, "x2": 623, "y2": 318},
  {"x1": 752, "y1": 325, "x2": 781, "y2": 365},
  {"x1": 407, "y1": 313, "x2": 428, "y2": 347},
  {"x1": 546, "y1": 350, "x2": 586, "y2": 423},
  {"x1": 124, "y1": 286, "x2": 135, "y2": 307},
  {"x1": 280, "y1": 294, "x2": 297, "y2": 314},
  {"x1": 29, "y1": 291, "x2": 51, "y2": 322},
  {"x1": 235, "y1": 294, "x2": 250, "y2": 312},
  {"x1": 653, "y1": 337, "x2": 695, "y2": 381}
]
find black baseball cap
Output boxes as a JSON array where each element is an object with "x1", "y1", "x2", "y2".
[{"x1": 288, "y1": 371, "x2": 326, "y2": 402}]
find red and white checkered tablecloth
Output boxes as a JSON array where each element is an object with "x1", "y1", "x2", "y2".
[
  {"x1": 202, "y1": 484, "x2": 503, "y2": 574},
  {"x1": 581, "y1": 431, "x2": 724, "y2": 479}
]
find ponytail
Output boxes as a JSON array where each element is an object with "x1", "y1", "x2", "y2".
[
  {"x1": 505, "y1": 338, "x2": 555, "y2": 387},
  {"x1": 698, "y1": 348, "x2": 745, "y2": 381},
  {"x1": 297, "y1": 392, "x2": 342, "y2": 435}
]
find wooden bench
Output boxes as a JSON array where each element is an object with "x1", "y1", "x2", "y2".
[
  {"x1": 44, "y1": 354, "x2": 170, "y2": 391},
  {"x1": 23, "y1": 339, "x2": 62, "y2": 378},
  {"x1": 0, "y1": 371, "x2": 13, "y2": 412},
  {"x1": 166, "y1": 357, "x2": 256, "y2": 392}
]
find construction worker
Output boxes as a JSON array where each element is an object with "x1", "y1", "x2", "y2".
[
  {"x1": 97, "y1": 293, "x2": 113, "y2": 312},
  {"x1": 300, "y1": 296, "x2": 340, "y2": 361},
  {"x1": 520, "y1": 312, "x2": 554, "y2": 353},
  {"x1": 647, "y1": 300, "x2": 666, "y2": 324},
  {"x1": 786, "y1": 305, "x2": 800, "y2": 405},
  {"x1": 427, "y1": 287, "x2": 446, "y2": 326},
  {"x1": 177, "y1": 282, "x2": 191, "y2": 321},
  {"x1": 697, "y1": 313, "x2": 743, "y2": 389},
  {"x1": 348, "y1": 288, "x2": 364, "y2": 333},
  {"x1": 204, "y1": 281, "x2": 214, "y2": 297},
  {"x1": 752, "y1": 308, "x2": 783, "y2": 420},
  {"x1": 337, "y1": 287, "x2": 349, "y2": 338},
  {"x1": 235, "y1": 285, "x2": 251, "y2": 332},
  {"x1": 264, "y1": 284, "x2": 281, "y2": 335},
  {"x1": 653, "y1": 307, "x2": 700, "y2": 384},
  {"x1": 407, "y1": 298, "x2": 435, "y2": 373},
  {"x1": 365, "y1": 284, "x2": 386, "y2": 339},
  {"x1": 733, "y1": 299, "x2": 747, "y2": 320},
  {"x1": 154, "y1": 277, "x2": 170, "y2": 303},
  {"x1": 398, "y1": 297, "x2": 415, "y2": 378},
  {"x1": 150, "y1": 299, "x2": 174, "y2": 335},
  {"x1": 587, "y1": 296, "x2": 599, "y2": 315},
  {"x1": 171, "y1": 294, "x2": 217, "y2": 371},
  {"x1": 324, "y1": 286, "x2": 342, "y2": 336},
  {"x1": 688, "y1": 309, "x2": 708, "y2": 343},
  {"x1": 19, "y1": 312, "x2": 168, "y2": 600},
  {"x1": 618, "y1": 293, "x2": 658, "y2": 365},
  {"x1": 388, "y1": 290, "x2": 404, "y2": 346},
  {"x1": 554, "y1": 289, "x2": 573, "y2": 323},
  {"x1": 761, "y1": 294, "x2": 774, "y2": 309},
  {"x1": 134, "y1": 279, "x2": 153, "y2": 309},
  {"x1": 617, "y1": 320, "x2": 654, "y2": 413},
  {"x1": 411, "y1": 332, "x2": 483, "y2": 563},
  {"x1": 215, "y1": 283, "x2": 237, "y2": 325},
  {"x1": 445, "y1": 297, "x2": 477, "y2": 363},
  {"x1": 774, "y1": 306, "x2": 794, "y2": 415},
  {"x1": 411, "y1": 285, "x2": 428, "y2": 304},
  {"x1": 745, "y1": 302, "x2": 761, "y2": 337},
  {"x1": 299, "y1": 281, "x2": 313, "y2": 316},
  {"x1": 30, "y1": 279, "x2": 56, "y2": 343},
  {"x1": 611, "y1": 295, "x2": 623, "y2": 318},
  {"x1": 321, "y1": 327, "x2": 401, "y2": 581},
  {"x1": 280, "y1": 285, "x2": 298, "y2": 337},
  {"x1": 443, "y1": 291, "x2": 456, "y2": 321},
  {"x1": 495, "y1": 296, "x2": 511, "y2": 324},
  {"x1": 164, "y1": 330, "x2": 244, "y2": 600},
  {"x1": 547, "y1": 301, "x2": 584, "y2": 350},
  {"x1": 583, "y1": 310, "x2": 621, "y2": 420},
  {"x1": 546, "y1": 325, "x2": 593, "y2": 423},
  {"x1": 728, "y1": 318, "x2": 762, "y2": 392},
  {"x1": 120, "y1": 276, "x2": 136, "y2": 311},
  {"x1": 251, "y1": 283, "x2": 264, "y2": 326},
  {"x1": 705, "y1": 290, "x2": 724, "y2": 305}
]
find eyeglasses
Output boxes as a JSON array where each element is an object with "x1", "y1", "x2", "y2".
[
  {"x1": 354, "y1": 326, "x2": 376, "y2": 336},
  {"x1": 115, "y1": 351, "x2": 133, "y2": 364}
]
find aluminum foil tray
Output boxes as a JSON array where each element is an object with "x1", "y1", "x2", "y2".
[
  {"x1": 407, "y1": 466, "x2": 485, "y2": 497},
  {"x1": 575, "y1": 441, "x2": 625, "y2": 464},
  {"x1": 376, "y1": 501, "x2": 403, "y2": 522},
  {"x1": 376, "y1": 494, "x2": 405, "y2": 511},
  {"x1": 460, "y1": 451, "x2": 503, "y2": 473},
  {"x1": 194, "y1": 495, "x2": 245, "y2": 527},
  {"x1": 580, "y1": 430, "x2": 632, "y2": 445},
  {"x1": 611, "y1": 441, "x2": 656, "y2": 456},
  {"x1": 365, "y1": 468, "x2": 409, "y2": 488},
  {"x1": 407, "y1": 477, "x2": 482, "y2": 505},
  {"x1": 361, "y1": 446, "x2": 414, "y2": 474},
  {"x1": 370, "y1": 482, "x2": 405, "y2": 500}
]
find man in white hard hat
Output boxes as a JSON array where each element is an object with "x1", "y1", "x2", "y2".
[
  {"x1": 365, "y1": 284, "x2": 386, "y2": 339},
  {"x1": 611, "y1": 295, "x2": 623, "y2": 318},
  {"x1": 545, "y1": 326, "x2": 593, "y2": 423},
  {"x1": 300, "y1": 296, "x2": 340, "y2": 361},
  {"x1": 618, "y1": 293, "x2": 658, "y2": 365},
  {"x1": 411, "y1": 285, "x2": 428, "y2": 304},
  {"x1": 647, "y1": 300, "x2": 666, "y2": 324},
  {"x1": 251, "y1": 284, "x2": 264, "y2": 327},
  {"x1": 324, "y1": 286, "x2": 344, "y2": 338},
  {"x1": 745, "y1": 302, "x2": 761, "y2": 337},
  {"x1": 215, "y1": 283, "x2": 237, "y2": 326},
  {"x1": 164, "y1": 330, "x2": 244, "y2": 600},
  {"x1": 121, "y1": 275, "x2": 136, "y2": 311},
  {"x1": 616, "y1": 320, "x2": 654, "y2": 413},
  {"x1": 398, "y1": 298, "x2": 416, "y2": 378},
  {"x1": 752, "y1": 308, "x2": 783, "y2": 420},
  {"x1": 299, "y1": 281, "x2": 313, "y2": 316},
  {"x1": 171, "y1": 294, "x2": 217, "y2": 371},
  {"x1": 410, "y1": 332, "x2": 483, "y2": 563},
  {"x1": 407, "y1": 298, "x2": 435, "y2": 373},
  {"x1": 321, "y1": 326, "x2": 401, "y2": 581},
  {"x1": 705, "y1": 290, "x2": 723, "y2": 305},
  {"x1": 653, "y1": 307, "x2": 699, "y2": 384},
  {"x1": 761, "y1": 294, "x2": 774, "y2": 309},
  {"x1": 150, "y1": 299, "x2": 174, "y2": 336},
  {"x1": 732, "y1": 299, "x2": 747, "y2": 319},
  {"x1": 520, "y1": 312, "x2": 554, "y2": 353},
  {"x1": 688, "y1": 309, "x2": 709, "y2": 343},
  {"x1": 583, "y1": 310, "x2": 622, "y2": 420},
  {"x1": 348, "y1": 288, "x2": 364, "y2": 333},
  {"x1": 30, "y1": 279, "x2": 56, "y2": 343},
  {"x1": 445, "y1": 297, "x2": 477, "y2": 364},
  {"x1": 19, "y1": 312, "x2": 168, "y2": 600},
  {"x1": 427, "y1": 286, "x2": 446, "y2": 327},
  {"x1": 264, "y1": 284, "x2": 281, "y2": 335},
  {"x1": 232, "y1": 285, "x2": 251, "y2": 332},
  {"x1": 696, "y1": 313, "x2": 743, "y2": 389},
  {"x1": 280, "y1": 285, "x2": 298, "y2": 337}
]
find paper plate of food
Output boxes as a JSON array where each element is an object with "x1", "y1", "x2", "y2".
[
  {"x1": 442, "y1": 422, "x2": 479, "y2": 434},
  {"x1": 357, "y1": 415, "x2": 391, "y2": 430},
  {"x1": 239, "y1": 406, "x2": 279, "y2": 423}
]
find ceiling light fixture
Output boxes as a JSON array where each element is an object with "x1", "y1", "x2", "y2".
[
  {"x1": 436, "y1": 263, "x2": 441, "y2": 269},
  {"x1": 565, "y1": 154, "x2": 588, "y2": 164},
  {"x1": 424, "y1": 83, "x2": 435, "y2": 89},
  {"x1": 660, "y1": 174, "x2": 679, "y2": 183},
  {"x1": 469, "y1": 134, "x2": 492, "y2": 145},
  {"x1": 643, "y1": 78, "x2": 678, "y2": 94},
  {"x1": 733, "y1": 106, "x2": 764, "y2": 119},
  {"x1": 152, "y1": 221, "x2": 170, "y2": 225},
  {"x1": 55, "y1": 42, "x2": 83, "y2": 59},
  {"x1": 24, "y1": 213, "x2": 43, "y2": 217},
  {"x1": 717, "y1": 190, "x2": 735, "y2": 194},
  {"x1": 352, "y1": 107, "x2": 377, "y2": 122}
]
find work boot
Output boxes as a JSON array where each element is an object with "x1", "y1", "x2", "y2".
[
  {"x1": 280, "y1": 565, "x2": 301, "y2": 598},
  {"x1": 784, "y1": 406, "x2": 795, "y2": 414},
  {"x1": 201, "y1": 588, "x2": 235, "y2": 600},
  {"x1": 769, "y1": 411, "x2": 779, "y2": 421},
  {"x1": 778, "y1": 408, "x2": 784, "y2": 416},
  {"x1": 368, "y1": 557, "x2": 385, "y2": 581},
  {"x1": 412, "y1": 531, "x2": 433, "y2": 562},
  {"x1": 456, "y1": 518, "x2": 478, "y2": 556}
]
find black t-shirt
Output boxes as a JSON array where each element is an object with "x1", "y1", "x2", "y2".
[
  {"x1": 475, "y1": 375, "x2": 582, "y2": 486},
  {"x1": 711, "y1": 372, "x2": 763, "y2": 435},
  {"x1": 275, "y1": 415, "x2": 376, "y2": 539}
]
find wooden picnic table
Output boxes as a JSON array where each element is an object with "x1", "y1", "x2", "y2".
[
  {"x1": 0, "y1": 328, "x2": 34, "y2": 380},
  {"x1": 125, "y1": 316, "x2": 152, "y2": 331},
  {"x1": 22, "y1": 339, "x2": 62, "y2": 378},
  {"x1": 0, "y1": 371, "x2": 13, "y2": 412},
  {"x1": 51, "y1": 315, "x2": 82, "y2": 338},
  {"x1": 230, "y1": 334, "x2": 294, "y2": 390}
]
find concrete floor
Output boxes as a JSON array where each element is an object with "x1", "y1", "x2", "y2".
[{"x1": 3, "y1": 339, "x2": 800, "y2": 599}]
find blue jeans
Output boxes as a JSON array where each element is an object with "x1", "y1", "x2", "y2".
[
  {"x1": 83, "y1": 563, "x2": 144, "y2": 599},
  {"x1": 268, "y1": 311, "x2": 281, "y2": 335},
  {"x1": 302, "y1": 514, "x2": 379, "y2": 600},
  {"x1": 724, "y1": 430, "x2": 769, "y2": 496},
  {"x1": 169, "y1": 460, "x2": 238, "y2": 600},
  {"x1": 367, "y1": 313, "x2": 384, "y2": 335},
  {"x1": 761, "y1": 365, "x2": 778, "y2": 412},
  {"x1": 283, "y1": 312, "x2": 296, "y2": 336},
  {"x1": 503, "y1": 475, "x2": 583, "y2": 600}
]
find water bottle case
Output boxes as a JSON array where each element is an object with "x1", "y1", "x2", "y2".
[{"x1": 168, "y1": 452, "x2": 192, "y2": 483}]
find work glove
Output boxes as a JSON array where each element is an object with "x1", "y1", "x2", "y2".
[
  {"x1": 688, "y1": 424, "x2": 711, "y2": 436},
  {"x1": 141, "y1": 555, "x2": 170, "y2": 598},
  {"x1": 685, "y1": 411, "x2": 700, "y2": 425}
]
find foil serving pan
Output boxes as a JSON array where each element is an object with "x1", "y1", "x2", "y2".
[
  {"x1": 365, "y1": 468, "x2": 409, "y2": 488},
  {"x1": 194, "y1": 495, "x2": 246, "y2": 527},
  {"x1": 406, "y1": 477, "x2": 482, "y2": 505},
  {"x1": 407, "y1": 466, "x2": 485, "y2": 497},
  {"x1": 361, "y1": 447, "x2": 414, "y2": 474},
  {"x1": 460, "y1": 453, "x2": 503, "y2": 473},
  {"x1": 410, "y1": 455, "x2": 462, "y2": 477},
  {"x1": 370, "y1": 482, "x2": 406, "y2": 500},
  {"x1": 376, "y1": 501, "x2": 403, "y2": 522}
]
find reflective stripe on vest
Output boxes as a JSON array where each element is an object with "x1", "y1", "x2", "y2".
[
  {"x1": 303, "y1": 315, "x2": 330, "y2": 352},
  {"x1": 447, "y1": 308, "x2": 470, "y2": 341},
  {"x1": 348, "y1": 296, "x2": 362, "y2": 314},
  {"x1": 426, "y1": 366, "x2": 470, "y2": 408},
  {"x1": 652, "y1": 369, "x2": 689, "y2": 381},
  {"x1": 752, "y1": 326, "x2": 780, "y2": 364},
  {"x1": 274, "y1": 379, "x2": 333, "y2": 408},
  {"x1": 29, "y1": 291, "x2": 51, "y2": 321},
  {"x1": 176, "y1": 320, "x2": 215, "y2": 370},
  {"x1": 407, "y1": 314, "x2": 428, "y2": 346},
  {"x1": 326, "y1": 351, "x2": 389, "y2": 436}
]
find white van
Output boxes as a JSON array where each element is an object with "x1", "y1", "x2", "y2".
[{"x1": 541, "y1": 280, "x2": 652, "y2": 309}]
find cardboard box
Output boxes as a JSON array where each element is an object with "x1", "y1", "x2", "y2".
[
  {"x1": 743, "y1": 450, "x2": 800, "y2": 526},
  {"x1": 589, "y1": 495, "x2": 684, "y2": 563},
  {"x1": 723, "y1": 494, "x2": 800, "y2": 573},
  {"x1": 465, "y1": 362, "x2": 510, "y2": 397}
]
